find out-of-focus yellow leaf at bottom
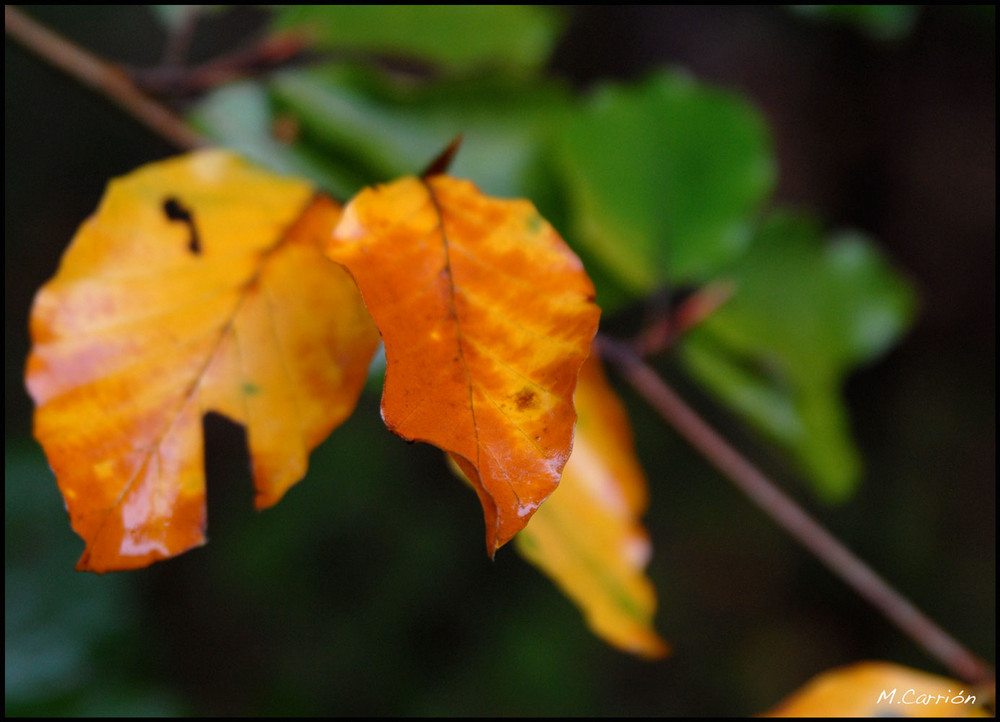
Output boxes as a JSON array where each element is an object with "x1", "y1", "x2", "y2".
[
  {"x1": 764, "y1": 661, "x2": 992, "y2": 717},
  {"x1": 514, "y1": 352, "x2": 668, "y2": 659}
]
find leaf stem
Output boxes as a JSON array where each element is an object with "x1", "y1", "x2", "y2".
[
  {"x1": 632, "y1": 281, "x2": 735, "y2": 358},
  {"x1": 5, "y1": 5, "x2": 206, "y2": 151},
  {"x1": 597, "y1": 334, "x2": 994, "y2": 686}
]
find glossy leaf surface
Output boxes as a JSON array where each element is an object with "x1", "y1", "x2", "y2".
[
  {"x1": 680, "y1": 212, "x2": 915, "y2": 501},
  {"x1": 516, "y1": 353, "x2": 668, "y2": 658},
  {"x1": 26, "y1": 150, "x2": 380, "y2": 571},
  {"x1": 764, "y1": 661, "x2": 990, "y2": 717},
  {"x1": 327, "y1": 175, "x2": 600, "y2": 553}
]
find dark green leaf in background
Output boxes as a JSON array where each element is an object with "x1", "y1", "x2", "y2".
[
  {"x1": 554, "y1": 71, "x2": 776, "y2": 307},
  {"x1": 190, "y1": 66, "x2": 571, "y2": 201},
  {"x1": 268, "y1": 65, "x2": 571, "y2": 196},
  {"x1": 271, "y1": 5, "x2": 564, "y2": 74},
  {"x1": 5, "y1": 442, "x2": 184, "y2": 715},
  {"x1": 187, "y1": 80, "x2": 367, "y2": 200},
  {"x1": 679, "y1": 212, "x2": 916, "y2": 501},
  {"x1": 791, "y1": 5, "x2": 919, "y2": 42}
]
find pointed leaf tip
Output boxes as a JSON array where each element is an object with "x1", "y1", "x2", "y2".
[{"x1": 421, "y1": 135, "x2": 465, "y2": 178}]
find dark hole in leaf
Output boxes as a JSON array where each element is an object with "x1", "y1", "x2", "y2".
[
  {"x1": 163, "y1": 196, "x2": 202, "y2": 255},
  {"x1": 202, "y1": 412, "x2": 252, "y2": 516}
]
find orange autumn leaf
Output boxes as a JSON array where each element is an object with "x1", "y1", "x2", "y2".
[
  {"x1": 764, "y1": 661, "x2": 991, "y2": 717},
  {"x1": 515, "y1": 352, "x2": 668, "y2": 658},
  {"x1": 26, "y1": 150, "x2": 380, "y2": 572},
  {"x1": 327, "y1": 175, "x2": 600, "y2": 554}
]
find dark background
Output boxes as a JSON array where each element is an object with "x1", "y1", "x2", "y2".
[{"x1": 6, "y1": 6, "x2": 994, "y2": 715}]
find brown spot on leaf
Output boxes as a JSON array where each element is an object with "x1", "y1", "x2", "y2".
[{"x1": 515, "y1": 388, "x2": 538, "y2": 411}]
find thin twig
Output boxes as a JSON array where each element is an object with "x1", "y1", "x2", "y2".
[
  {"x1": 133, "y1": 32, "x2": 310, "y2": 97},
  {"x1": 5, "y1": 5, "x2": 206, "y2": 151},
  {"x1": 632, "y1": 281, "x2": 735, "y2": 358},
  {"x1": 597, "y1": 334, "x2": 993, "y2": 685}
]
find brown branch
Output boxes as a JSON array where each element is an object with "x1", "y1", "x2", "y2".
[
  {"x1": 632, "y1": 281, "x2": 735, "y2": 358},
  {"x1": 131, "y1": 32, "x2": 310, "y2": 97},
  {"x1": 5, "y1": 5, "x2": 206, "y2": 151},
  {"x1": 598, "y1": 334, "x2": 993, "y2": 685}
]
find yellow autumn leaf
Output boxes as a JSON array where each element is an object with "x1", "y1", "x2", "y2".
[
  {"x1": 764, "y1": 661, "x2": 991, "y2": 717},
  {"x1": 515, "y1": 352, "x2": 668, "y2": 658},
  {"x1": 26, "y1": 150, "x2": 380, "y2": 572}
]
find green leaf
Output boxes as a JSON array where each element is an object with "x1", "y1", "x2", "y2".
[
  {"x1": 268, "y1": 65, "x2": 572, "y2": 197},
  {"x1": 791, "y1": 5, "x2": 919, "y2": 41},
  {"x1": 187, "y1": 80, "x2": 365, "y2": 199},
  {"x1": 554, "y1": 71, "x2": 776, "y2": 305},
  {"x1": 189, "y1": 66, "x2": 572, "y2": 202},
  {"x1": 680, "y1": 212, "x2": 916, "y2": 501},
  {"x1": 271, "y1": 5, "x2": 564, "y2": 73}
]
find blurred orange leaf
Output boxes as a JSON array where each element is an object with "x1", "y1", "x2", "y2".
[
  {"x1": 515, "y1": 352, "x2": 668, "y2": 658},
  {"x1": 764, "y1": 661, "x2": 991, "y2": 717},
  {"x1": 26, "y1": 150, "x2": 379, "y2": 572},
  {"x1": 327, "y1": 175, "x2": 600, "y2": 554}
]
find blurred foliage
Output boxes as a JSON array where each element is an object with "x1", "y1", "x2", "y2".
[
  {"x1": 190, "y1": 67, "x2": 572, "y2": 201},
  {"x1": 272, "y1": 6, "x2": 564, "y2": 74},
  {"x1": 791, "y1": 5, "x2": 919, "y2": 42},
  {"x1": 5, "y1": 441, "x2": 186, "y2": 716},
  {"x1": 680, "y1": 213, "x2": 916, "y2": 500},
  {"x1": 553, "y1": 71, "x2": 776, "y2": 299},
  {"x1": 191, "y1": 6, "x2": 914, "y2": 500},
  {"x1": 150, "y1": 5, "x2": 225, "y2": 35}
]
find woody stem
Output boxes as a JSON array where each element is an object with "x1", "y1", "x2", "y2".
[
  {"x1": 597, "y1": 334, "x2": 993, "y2": 686},
  {"x1": 5, "y1": 5, "x2": 205, "y2": 150}
]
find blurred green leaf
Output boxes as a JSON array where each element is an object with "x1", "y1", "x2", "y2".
[
  {"x1": 791, "y1": 5, "x2": 919, "y2": 41},
  {"x1": 187, "y1": 80, "x2": 366, "y2": 199},
  {"x1": 680, "y1": 212, "x2": 916, "y2": 501},
  {"x1": 554, "y1": 71, "x2": 776, "y2": 307},
  {"x1": 269, "y1": 65, "x2": 571, "y2": 196},
  {"x1": 189, "y1": 67, "x2": 572, "y2": 201},
  {"x1": 271, "y1": 6, "x2": 564, "y2": 73},
  {"x1": 4, "y1": 440, "x2": 185, "y2": 715}
]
